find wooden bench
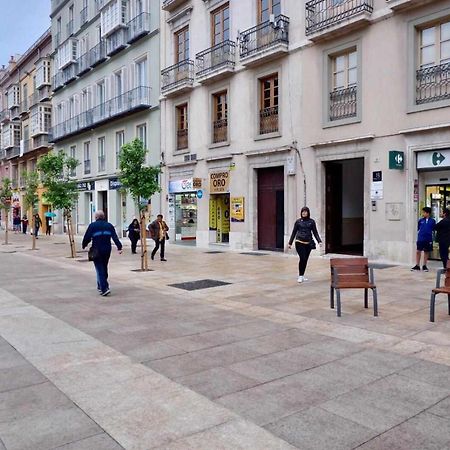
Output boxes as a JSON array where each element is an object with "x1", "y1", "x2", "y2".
[
  {"x1": 430, "y1": 263, "x2": 450, "y2": 322},
  {"x1": 330, "y1": 258, "x2": 378, "y2": 317}
]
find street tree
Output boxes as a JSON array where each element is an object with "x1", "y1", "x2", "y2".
[
  {"x1": 37, "y1": 151, "x2": 79, "y2": 258},
  {"x1": 22, "y1": 170, "x2": 40, "y2": 250},
  {"x1": 119, "y1": 138, "x2": 161, "y2": 271},
  {"x1": 0, "y1": 178, "x2": 12, "y2": 245}
]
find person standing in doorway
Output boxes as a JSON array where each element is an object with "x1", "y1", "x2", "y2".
[
  {"x1": 128, "y1": 218, "x2": 140, "y2": 254},
  {"x1": 149, "y1": 214, "x2": 169, "y2": 262},
  {"x1": 411, "y1": 206, "x2": 436, "y2": 272},
  {"x1": 288, "y1": 207, "x2": 322, "y2": 283},
  {"x1": 435, "y1": 208, "x2": 450, "y2": 269},
  {"x1": 21, "y1": 215, "x2": 28, "y2": 234},
  {"x1": 34, "y1": 214, "x2": 42, "y2": 239},
  {"x1": 82, "y1": 210, "x2": 122, "y2": 296}
]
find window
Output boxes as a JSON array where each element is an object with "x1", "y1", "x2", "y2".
[
  {"x1": 259, "y1": 0, "x2": 281, "y2": 23},
  {"x1": 36, "y1": 59, "x2": 51, "y2": 88},
  {"x1": 212, "y1": 3, "x2": 229, "y2": 45},
  {"x1": 70, "y1": 146, "x2": 76, "y2": 176},
  {"x1": 259, "y1": 74, "x2": 279, "y2": 134},
  {"x1": 176, "y1": 103, "x2": 188, "y2": 150},
  {"x1": 212, "y1": 91, "x2": 228, "y2": 143},
  {"x1": 116, "y1": 130, "x2": 124, "y2": 169},
  {"x1": 84, "y1": 141, "x2": 91, "y2": 175},
  {"x1": 98, "y1": 137, "x2": 106, "y2": 172},
  {"x1": 136, "y1": 123, "x2": 147, "y2": 148},
  {"x1": 175, "y1": 27, "x2": 189, "y2": 63},
  {"x1": 419, "y1": 21, "x2": 450, "y2": 68},
  {"x1": 22, "y1": 84, "x2": 28, "y2": 110},
  {"x1": 136, "y1": 57, "x2": 148, "y2": 87},
  {"x1": 68, "y1": 5, "x2": 74, "y2": 35},
  {"x1": 7, "y1": 85, "x2": 19, "y2": 109},
  {"x1": 101, "y1": 0, "x2": 127, "y2": 37},
  {"x1": 57, "y1": 39, "x2": 78, "y2": 69},
  {"x1": 30, "y1": 106, "x2": 52, "y2": 136}
]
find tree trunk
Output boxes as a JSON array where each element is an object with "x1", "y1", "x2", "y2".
[
  {"x1": 140, "y1": 211, "x2": 148, "y2": 271},
  {"x1": 31, "y1": 215, "x2": 36, "y2": 250},
  {"x1": 67, "y1": 213, "x2": 76, "y2": 258},
  {"x1": 4, "y1": 209, "x2": 9, "y2": 245}
]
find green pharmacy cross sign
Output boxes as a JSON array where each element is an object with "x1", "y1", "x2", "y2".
[{"x1": 389, "y1": 151, "x2": 405, "y2": 170}]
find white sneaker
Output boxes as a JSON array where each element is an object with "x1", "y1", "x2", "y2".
[
  {"x1": 297, "y1": 276, "x2": 304, "y2": 283},
  {"x1": 303, "y1": 277, "x2": 308, "y2": 282}
]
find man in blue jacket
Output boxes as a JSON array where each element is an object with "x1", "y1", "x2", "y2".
[
  {"x1": 411, "y1": 206, "x2": 436, "y2": 272},
  {"x1": 82, "y1": 210, "x2": 122, "y2": 296}
]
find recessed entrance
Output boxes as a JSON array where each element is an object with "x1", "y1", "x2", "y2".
[
  {"x1": 325, "y1": 158, "x2": 364, "y2": 255},
  {"x1": 98, "y1": 191, "x2": 108, "y2": 220}
]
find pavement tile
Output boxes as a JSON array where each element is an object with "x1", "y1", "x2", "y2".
[
  {"x1": 321, "y1": 374, "x2": 450, "y2": 432},
  {"x1": 0, "y1": 363, "x2": 47, "y2": 393},
  {"x1": 52, "y1": 433, "x2": 125, "y2": 450},
  {"x1": 398, "y1": 360, "x2": 450, "y2": 389},
  {"x1": 265, "y1": 406, "x2": 377, "y2": 450},
  {"x1": 428, "y1": 396, "x2": 450, "y2": 419},
  {"x1": 358, "y1": 412, "x2": 450, "y2": 450}
]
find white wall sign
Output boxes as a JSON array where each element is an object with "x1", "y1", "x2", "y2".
[
  {"x1": 417, "y1": 149, "x2": 450, "y2": 169},
  {"x1": 371, "y1": 181, "x2": 383, "y2": 200},
  {"x1": 95, "y1": 179, "x2": 109, "y2": 191}
]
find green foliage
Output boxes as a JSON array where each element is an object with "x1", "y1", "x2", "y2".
[
  {"x1": 119, "y1": 138, "x2": 161, "y2": 210},
  {"x1": 0, "y1": 178, "x2": 12, "y2": 211},
  {"x1": 22, "y1": 170, "x2": 40, "y2": 214},
  {"x1": 37, "y1": 150, "x2": 79, "y2": 216}
]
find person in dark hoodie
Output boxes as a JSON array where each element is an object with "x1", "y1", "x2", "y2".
[
  {"x1": 435, "y1": 208, "x2": 450, "y2": 269},
  {"x1": 128, "y1": 218, "x2": 140, "y2": 254},
  {"x1": 82, "y1": 210, "x2": 122, "y2": 296},
  {"x1": 288, "y1": 207, "x2": 322, "y2": 283}
]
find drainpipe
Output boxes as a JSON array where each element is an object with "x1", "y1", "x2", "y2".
[{"x1": 292, "y1": 140, "x2": 307, "y2": 206}]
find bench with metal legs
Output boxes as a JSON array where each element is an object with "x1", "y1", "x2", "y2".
[{"x1": 430, "y1": 266, "x2": 450, "y2": 322}]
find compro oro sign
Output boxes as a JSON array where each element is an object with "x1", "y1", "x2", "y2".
[
  {"x1": 209, "y1": 171, "x2": 230, "y2": 194},
  {"x1": 417, "y1": 149, "x2": 450, "y2": 170}
]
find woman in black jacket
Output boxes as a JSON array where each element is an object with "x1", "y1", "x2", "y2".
[
  {"x1": 128, "y1": 219, "x2": 141, "y2": 254},
  {"x1": 288, "y1": 207, "x2": 322, "y2": 283},
  {"x1": 435, "y1": 208, "x2": 450, "y2": 268}
]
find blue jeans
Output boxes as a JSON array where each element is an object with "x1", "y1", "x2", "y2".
[{"x1": 93, "y1": 253, "x2": 110, "y2": 293}]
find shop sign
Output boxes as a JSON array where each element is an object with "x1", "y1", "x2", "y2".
[
  {"x1": 209, "y1": 171, "x2": 230, "y2": 194},
  {"x1": 109, "y1": 178, "x2": 122, "y2": 190},
  {"x1": 389, "y1": 151, "x2": 404, "y2": 170},
  {"x1": 197, "y1": 190, "x2": 203, "y2": 199},
  {"x1": 77, "y1": 181, "x2": 95, "y2": 191},
  {"x1": 95, "y1": 179, "x2": 109, "y2": 191},
  {"x1": 209, "y1": 197, "x2": 217, "y2": 229},
  {"x1": 169, "y1": 178, "x2": 198, "y2": 193},
  {"x1": 417, "y1": 149, "x2": 450, "y2": 169},
  {"x1": 231, "y1": 197, "x2": 245, "y2": 222}
]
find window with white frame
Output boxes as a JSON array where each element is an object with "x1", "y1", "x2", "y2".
[
  {"x1": 98, "y1": 137, "x2": 106, "y2": 172},
  {"x1": 57, "y1": 39, "x2": 78, "y2": 69},
  {"x1": 30, "y1": 106, "x2": 52, "y2": 136},
  {"x1": 135, "y1": 57, "x2": 148, "y2": 87},
  {"x1": 100, "y1": 0, "x2": 127, "y2": 37},
  {"x1": 84, "y1": 141, "x2": 91, "y2": 174},
  {"x1": 2, "y1": 123, "x2": 21, "y2": 148},
  {"x1": 136, "y1": 123, "x2": 147, "y2": 148},
  {"x1": 35, "y1": 59, "x2": 51, "y2": 88},
  {"x1": 69, "y1": 145, "x2": 77, "y2": 176},
  {"x1": 7, "y1": 85, "x2": 19, "y2": 109},
  {"x1": 116, "y1": 130, "x2": 124, "y2": 169},
  {"x1": 419, "y1": 20, "x2": 450, "y2": 68}
]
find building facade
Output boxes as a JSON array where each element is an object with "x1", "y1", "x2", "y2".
[
  {"x1": 0, "y1": 30, "x2": 53, "y2": 231},
  {"x1": 50, "y1": 0, "x2": 160, "y2": 236},
  {"x1": 160, "y1": 0, "x2": 450, "y2": 264}
]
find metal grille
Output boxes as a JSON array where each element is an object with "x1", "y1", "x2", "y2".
[
  {"x1": 161, "y1": 60, "x2": 194, "y2": 92},
  {"x1": 169, "y1": 279, "x2": 231, "y2": 291},
  {"x1": 329, "y1": 86, "x2": 357, "y2": 121},
  {"x1": 259, "y1": 106, "x2": 279, "y2": 134},
  {"x1": 196, "y1": 40, "x2": 236, "y2": 77},
  {"x1": 213, "y1": 119, "x2": 228, "y2": 143},
  {"x1": 416, "y1": 62, "x2": 450, "y2": 105}
]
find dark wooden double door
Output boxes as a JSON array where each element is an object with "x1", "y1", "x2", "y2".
[{"x1": 257, "y1": 167, "x2": 284, "y2": 251}]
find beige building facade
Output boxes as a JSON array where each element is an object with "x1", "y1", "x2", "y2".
[{"x1": 160, "y1": 0, "x2": 450, "y2": 264}]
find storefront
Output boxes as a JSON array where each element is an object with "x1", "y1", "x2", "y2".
[
  {"x1": 168, "y1": 178, "x2": 201, "y2": 242},
  {"x1": 209, "y1": 171, "x2": 230, "y2": 244}
]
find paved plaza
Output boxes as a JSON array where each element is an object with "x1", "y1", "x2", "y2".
[{"x1": 0, "y1": 234, "x2": 450, "y2": 450}]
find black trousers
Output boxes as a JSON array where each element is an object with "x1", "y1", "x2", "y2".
[
  {"x1": 439, "y1": 241, "x2": 450, "y2": 268},
  {"x1": 151, "y1": 238, "x2": 165, "y2": 259},
  {"x1": 129, "y1": 238, "x2": 139, "y2": 254},
  {"x1": 295, "y1": 242, "x2": 312, "y2": 276}
]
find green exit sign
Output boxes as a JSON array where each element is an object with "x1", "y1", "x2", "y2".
[{"x1": 389, "y1": 151, "x2": 404, "y2": 170}]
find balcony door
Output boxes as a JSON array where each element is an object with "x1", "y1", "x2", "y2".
[
  {"x1": 258, "y1": 0, "x2": 281, "y2": 23},
  {"x1": 212, "y1": 3, "x2": 229, "y2": 45},
  {"x1": 115, "y1": 71, "x2": 123, "y2": 111}
]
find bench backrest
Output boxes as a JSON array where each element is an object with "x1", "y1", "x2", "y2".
[
  {"x1": 444, "y1": 261, "x2": 450, "y2": 287},
  {"x1": 330, "y1": 258, "x2": 369, "y2": 285}
]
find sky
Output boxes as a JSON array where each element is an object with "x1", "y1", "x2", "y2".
[{"x1": 0, "y1": 0, "x2": 51, "y2": 67}]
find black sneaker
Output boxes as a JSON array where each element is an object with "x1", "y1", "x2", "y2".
[
  {"x1": 101, "y1": 289, "x2": 111, "y2": 297},
  {"x1": 151, "y1": 254, "x2": 155, "y2": 261},
  {"x1": 422, "y1": 265, "x2": 429, "y2": 272},
  {"x1": 410, "y1": 265, "x2": 420, "y2": 271},
  {"x1": 161, "y1": 258, "x2": 167, "y2": 261}
]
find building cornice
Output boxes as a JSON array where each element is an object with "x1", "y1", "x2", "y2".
[
  {"x1": 399, "y1": 123, "x2": 450, "y2": 135},
  {"x1": 310, "y1": 135, "x2": 375, "y2": 149}
]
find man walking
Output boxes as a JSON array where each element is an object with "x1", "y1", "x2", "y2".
[
  {"x1": 435, "y1": 208, "x2": 450, "y2": 268},
  {"x1": 411, "y1": 206, "x2": 436, "y2": 272},
  {"x1": 149, "y1": 214, "x2": 169, "y2": 262},
  {"x1": 82, "y1": 210, "x2": 122, "y2": 296}
]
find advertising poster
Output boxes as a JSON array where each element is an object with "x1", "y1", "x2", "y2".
[{"x1": 231, "y1": 197, "x2": 244, "y2": 222}]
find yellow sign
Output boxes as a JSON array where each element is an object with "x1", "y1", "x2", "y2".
[
  {"x1": 221, "y1": 196, "x2": 230, "y2": 233},
  {"x1": 209, "y1": 171, "x2": 230, "y2": 194},
  {"x1": 231, "y1": 197, "x2": 244, "y2": 222},
  {"x1": 209, "y1": 197, "x2": 217, "y2": 229}
]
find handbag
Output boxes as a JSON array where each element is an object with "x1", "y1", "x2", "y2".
[
  {"x1": 88, "y1": 246, "x2": 99, "y2": 261},
  {"x1": 165, "y1": 232, "x2": 169, "y2": 240}
]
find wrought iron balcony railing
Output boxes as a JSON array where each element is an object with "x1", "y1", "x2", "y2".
[
  {"x1": 32, "y1": 134, "x2": 50, "y2": 150},
  {"x1": 50, "y1": 86, "x2": 151, "y2": 142},
  {"x1": 62, "y1": 63, "x2": 78, "y2": 85},
  {"x1": 6, "y1": 147, "x2": 20, "y2": 160},
  {"x1": 0, "y1": 149, "x2": 5, "y2": 160},
  {"x1": 67, "y1": 20, "x2": 74, "y2": 37},
  {"x1": 306, "y1": 0, "x2": 373, "y2": 36},
  {"x1": 259, "y1": 106, "x2": 279, "y2": 134},
  {"x1": 106, "y1": 28, "x2": 128, "y2": 56},
  {"x1": 161, "y1": 60, "x2": 194, "y2": 93},
  {"x1": 77, "y1": 52, "x2": 91, "y2": 76},
  {"x1": 80, "y1": 6, "x2": 88, "y2": 25},
  {"x1": 416, "y1": 62, "x2": 450, "y2": 105},
  {"x1": 89, "y1": 41, "x2": 107, "y2": 67},
  {"x1": 98, "y1": 156, "x2": 106, "y2": 172},
  {"x1": 213, "y1": 119, "x2": 228, "y2": 143},
  {"x1": 196, "y1": 40, "x2": 236, "y2": 77},
  {"x1": 23, "y1": 139, "x2": 31, "y2": 154},
  {"x1": 176, "y1": 129, "x2": 188, "y2": 150},
  {"x1": 54, "y1": 32, "x2": 61, "y2": 47},
  {"x1": 329, "y1": 85, "x2": 357, "y2": 121},
  {"x1": 239, "y1": 15, "x2": 289, "y2": 59},
  {"x1": 127, "y1": 12, "x2": 150, "y2": 44},
  {"x1": 19, "y1": 98, "x2": 30, "y2": 115},
  {"x1": 0, "y1": 109, "x2": 10, "y2": 123},
  {"x1": 52, "y1": 71, "x2": 65, "y2": 91}
]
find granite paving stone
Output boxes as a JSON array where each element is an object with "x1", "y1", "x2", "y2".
[
  {"x1": 428, "y1": 396, "x2": 450, "y2": 419},
  {"x1": 52, "y1": 433, "x2": 125, "y2": 450}
]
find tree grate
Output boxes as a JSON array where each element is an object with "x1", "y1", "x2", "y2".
[
  {"x1": 240, "y1": 252, "x2": 268, "y2": 256},
  {"x1": 204, "y1": 251, "x2": 225, "y2": 254},
  {"x1": 169, "y1": 279, "x2": 231, "y2": 291}
]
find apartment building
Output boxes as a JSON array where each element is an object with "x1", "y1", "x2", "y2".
[
  {"x1": 0, "y1": 30, "x2": 53, "y2": 230},
  {"x1": 160, "y1": 0, "x2": 450, "y2": 264},
  {"x1": 50, "y1": 0, "x2": 160, "y2": 235}
]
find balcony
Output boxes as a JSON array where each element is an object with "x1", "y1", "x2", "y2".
[
  {"x1": 127, "y1": 12, "x2": 150, "y2": 44},
  {"x1": 196, "y1": 40, "x2": 236, "y2": 84},
  {"x1": 52, "y1": 72, "x2": 65, "y2": 92},
  {"x1": 239, "y1": 15, "x2": 289, "y2": 67},
  {"x1": 386, "y1": 0, "x2": 435, "y2": 11},
  {"x1": 176, "y1": 129, "x2": 188, "y2": 150},
  {"x1": 0, "y1": 110, "x2": 10, "y2": 123},
  {"x1": 329, "y1": 86, "x2": 357, "y2": 121},
  {"x1": 38, "y1": 85, "x2": 52, "y2": 103},
  {"x1": 89, "y1": 41, "x2": 107, "y2": 67},
  {"x1": 162, "y1": 0, "x2": 189, "y2": 12},
  {"x1": 416, "y1": 63, "x2": 450, "y2": 105},
  {"x1": 32, "y1": 134, "x2": 50, "y2": 150},
  {"x1": 10, "y1": 106, "x2": 20, "y2": 121},
  {"x1": 19, "y1": 98, "x2": 30, "y2": 116},
  {"x1": 213, "y1": 119, "x2": 228, "y2": 144},
  {"x1": 80, "y1": 6, "x2": 88, "y2": 25},
  {"x1": 49, "y1": 86, "x2": 151, "y2": 143},
  {"x1": 106, "y1": 28, "x2": 128, "y2": 56},
  {"x1": 77, "y1": 52, "x2": 91, "y2": 76},
  {"x1": 67, "y1": 20, "x2": 74, "y2": 37},
  {"x1": 6, "y1": 147, "x2": 20, "y2": 160},
  {"x1": 23, "y1": 139, "x2": 31, "y2": 155},
  {"x1": 259, "y1": 106, "x2": 279, "y2": 135},
  {"x1": 161, "y1": 60, "x2": 194, "y2": 97},
  {"x1": 306, "y1": 0, "x2": 373, "y2": 42},
  {"x1": 0, "y1": 149, "x2": 5, "y2": 160},
  {"x1": 62, "y1": 63, "x2": 78, "y2": 85}
]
